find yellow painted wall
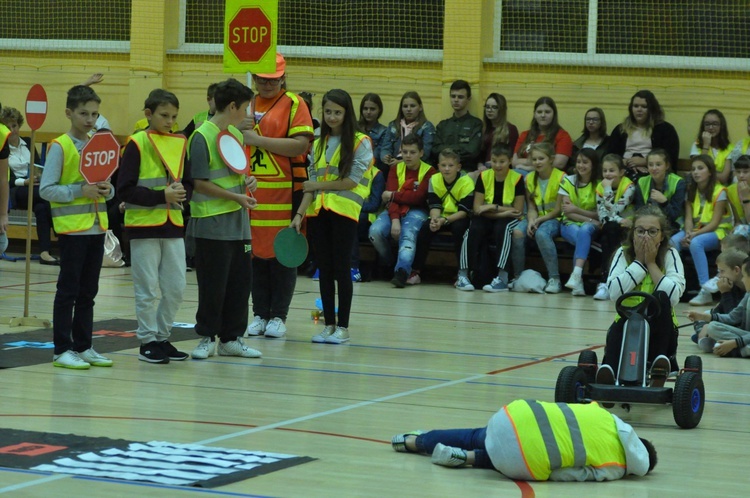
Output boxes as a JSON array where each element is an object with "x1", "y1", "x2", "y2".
[{"x1": 0, "y1": 0, "x2": 746, "y2": 160}]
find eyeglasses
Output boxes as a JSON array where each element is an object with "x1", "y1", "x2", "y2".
[
  {"x1": 255, "y1": 76, "x2": 283, "y2": 85},
  {"x1": 703, "y1": 121, "x2": 720, "y2": 128},
  {"x1": 585, "y1": 117, "x2": 601, "y2": 123},
  {"x1": 484, "y1": 105, "x2": 499, "y2": 110},
  {"x1": 634, "y1": 227, "x2": 661, "y2": 237}
]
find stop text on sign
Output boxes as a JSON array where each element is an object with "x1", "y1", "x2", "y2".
[
  {"x1": 231, "y1": 26, "x2": 268, "y2": 45},
  {"x1": 83, "y1": 149, "x2": 118, "y2": 168}
]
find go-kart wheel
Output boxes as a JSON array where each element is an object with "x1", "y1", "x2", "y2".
[
  {"x1": 672, "y1": 371, "x2": 704, "y2": 429},
  {"x1": 684, "y1": 355, "x2": 702, "y2": 374},
  {"x1": 615, "y1": 291, "x2": 660, "y2": 322},
  {"x1": 555, "y1": 366, "x2": 588, "y2": 404},
  {"x1": 577, "y1": 350, "x2": 598, "y2": 383}
]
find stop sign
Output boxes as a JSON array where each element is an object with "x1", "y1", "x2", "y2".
[
  {"x1": 228, "y1": 7, "x2": 272, "y2": 63},
  {"x1": 79, "y1": 131, "x2": 120, "y2": 184}
]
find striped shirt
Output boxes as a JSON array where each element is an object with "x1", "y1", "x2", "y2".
[{"x1": 606, "y1": 246, "x2": 685, "y2": 307}]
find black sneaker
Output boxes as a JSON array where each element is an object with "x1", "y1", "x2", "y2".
[
  {"x1": 139, "y1": 341, "x2": 170, "y2": 364},
  {"x1": 391, "y1": 268, "x2": 408, "y2": 288},
  {"x1": 159, "y1": 340, "x2": 189, "y2": 361}
]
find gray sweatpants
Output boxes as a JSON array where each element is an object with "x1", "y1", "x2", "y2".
[{"x1": 703, "y1": 322, "x2": 750, "y2": 357}]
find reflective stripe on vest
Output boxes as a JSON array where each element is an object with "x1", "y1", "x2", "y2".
[
  {"x1": 693, "y1": 184, "x2": 733, "y2": 239},
  {"x1": 481, "y1": 168, "x2": 522, "y2": 208},
  {"x1": 49, "y1": 134, "x2": 108, "y2": 234},
  {"x1": 561, "y1": 176, "x2": 597, "y2": 224},
  {"x1": 526, "y1": 168, "x2": 564, "y2": 216},
  {"x1": 430, "y1": 174, "x2": 474, "y2": 216},
  {"x1": 307, "y1": 132, "x2": 372, "y2": 221},
  {"x1": 188, "y1": 122, "x2": 245, "y2": 218},
  {"x1": 505, "y1": 399, "x2": 625, "y2": 481},
  {"x1": 123, "y1": 132, "x2": 185, "y2": 228}
]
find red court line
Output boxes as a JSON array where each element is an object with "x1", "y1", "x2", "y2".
[{"x1": 486, "y1": 345, "x2": 605, "y2": 375}]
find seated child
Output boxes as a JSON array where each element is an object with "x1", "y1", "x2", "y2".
[
  {"x1": 688, "y1": 256, "x2": 750, "y2": 358},
  {"x1": 368, "y1": 133, "x2": 436, "y2": 287},
  {"x1": 466, "y1": 144, "x2": 525, "y2": 292},
  {"x1": 633, "y1": 148, "x2": 686, "y2": 233},
  {"x1": 411, "y1": 148, "x2": 474, "y2": 289}
]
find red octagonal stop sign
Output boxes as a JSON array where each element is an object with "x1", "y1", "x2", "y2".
[
  {"x1": 79, "y1": 131, "x2": 120, "y2": 184},
  {"x1": 228, "y1": 7, "x2": 272, "y2": 64}
]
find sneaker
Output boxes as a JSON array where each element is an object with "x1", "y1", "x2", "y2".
[
  {"x1": 565, "y1": 272, "x2": 582, "y2": 290},
  {"x1": 312, "y1": 325, "x2": 335, "y2": 343},
  {"x1": 217, "y1": 337, "x2": 262, "y2": 358},
  {"x1": 483, "y1": 276, "x2": 508, "y2": 292},
  {"x1": 52, "y1": 350, "x2": 90, "y2": 370},
  {"x1": 391, "y1": 430, "x2": 424, "y2": 453},
  {"x1": 246, "y1": 316, "x2": 267, "y2": 336},
  {"x1": 649, "y1": 355, "x2": 671, "y2": 387},
  {"x1": 698, "y1": 337, "x2": 717, "y2": 353},
  {"x1": 689, "y1": 289, "x2": 714, "y2": 306},
  {"x1": 455, "y1": 276, "x2": 475, "y2": 291},
  {"x1": 406, "y1": 271, "x2": 421, "y2": 285},
  {"x1": 325, "y1": 326, "x2": 350, "y2": 344},
  {"x1": 391, "y1": 268, "x2": 408, "y2": 288},
  {"x1": 78, "y1": 348, "x2": 113, "y2": 367},
  {"x1": 570, "y1": 278, "x2": 586, "y2": 296},
  {"x1": 139, "y1": 341, "x2": 170, "y2": 364},
  {"x1": 312, "y1": 269, "x2": 320, "y2": 281},
  {"x1": 702, "y1": 275, "x2": 720, "y2": 294},
  {"x1": 191, "y1": 336, "x2": 216, "y2": 359},
  {"x1": 264, "y1": 317, "x2": 287, "y2": 338},
  {"x1": 160, "y1": 340, "x2": 189, "y2": 361},
  {"x1": 351, "y1": 268, "x2": 362, "y2": 282},
  {"x1": 596, "y1": 364, "x2": 615, "y2": 385},
  {"x1": 544, "y1": 277, "x2": 562, "y2": 294},
  {"x1": 431, "y1": 443, "x2": 468, "y2": 468},
  {"x1": 593, "y1": 283, "x2": 609, "y2": 301},
  {"x1": 507, "y1": 278, "x2": 517, "y2": 291}
]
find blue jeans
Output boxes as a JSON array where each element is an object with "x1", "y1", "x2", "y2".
[
  {"x1": 670, "y1": 230, "x2": 720, "y2": 285},
  {"x1": 415, "y1": 427, "x2": 494, "y2": 469},
  {"x1": 561, "y1": 221, "x2": 599, "y2": 262},
  {"x1": 368, "y1": 209, "x2": 428, "y2": 273},
  {"x1": 519, "y1": 218, "x2": 561, "y2": 279}
]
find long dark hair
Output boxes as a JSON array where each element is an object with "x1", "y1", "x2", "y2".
[
  {"x1": 358, "y1": 93, "x2": 383, "y2": 130},
  {"x1": 580, "y1": 107, "x2": 607, "y2": 138},
  {"x1": 695, "y1": 109, "x2": 730, "y2": 151},
  {"x1": 391, "y1": 91, "x2": 426, "y2": 130},
  {"x1": 574, "y1": 148, "x2": 602, "y2": 186},
  {"x1": 483, "y1": 93, "x2": 510, "y2": 144},
  {"x1": 686, "y1": 154, "x2": 718, "y2": 204},
  {"x1": 317, "y1": 89, "x2": 359, "y2": 179},
  {"x1": 623, "y1": 205, "x2": 673, "y2": 268},
  {"x1": 518, "y1": 96, "x2": 561, "y2": 154},
  {"x1": 622, "y1": 90, "x2": 664, "y2": 136}
]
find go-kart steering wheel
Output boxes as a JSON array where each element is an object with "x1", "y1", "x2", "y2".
[{"x1": 615, "y1": 291, "x2": 661, "y2": 321}]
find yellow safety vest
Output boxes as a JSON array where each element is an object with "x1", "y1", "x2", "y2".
[
  {"x1": 306, "y1": 132, "x2": 373, "y2": 221},
  {"x1": 365, "y1": 166, "x2": 383, "y2": 223},
  {"x1": 188, "y1": 121, "x2": 246, "y2": 219},
  {"x1": 49, "y1": 134, "x2": 109, "y2": 234},
  {"x1": 396, "y1": 160, "x2": 432, "y2": 191},
  {"x1": 727, "y1": 184, "x2": 746, "y2": 225},
  {"x1": 692, "y1": 184, "x2": 733, "y2": 240},
  {"x1": 617, "y1": 263, "x2": 678, "y2": 325},
  {"x1": 480, "y1": 168, "x2": 522, "y2": 208},
  {"x1": 739, "y1": 137, "x2": 750, "y2": 157},
  {"x1": 526, "y1": 168, "x2": 564, "y2": 217},
  {"x1": 504, "y1": 400, "x2": 626, "y2": 481},
  {"x1": 697, "y1": 143, "x2": 733, "y2": 173},
  {"x1": 561, "y1": 176, "x2": 597, "y2": 225},
  {"x1": 430, "y1": 173, "x2": 474, "y2": 217},
  {"x1": 637, "y1": 173, "x2": 682, "y2": 205},
  {"x1": 123, "y1": 131, "x2": 186, "y2": 228},
  {"x1": 595, "y1": 176, "x2": 635, "y2": 219}
]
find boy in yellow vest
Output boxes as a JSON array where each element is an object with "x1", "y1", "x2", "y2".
[
  {"x1": 118, "y1": 89, "x2": 192, "y2": 364},
  {"x1": 186, "y1": 78, "x2": 261, "y2": 360},
  {"x1": 40, "y1": 85, "x2": 115, "y2": 370},
  {"x1": 181, "y1": 82, "x2": 218, "y2": 138},
  {"x1": 391, "y1": 399, "x2": 656, "y2": 481}
]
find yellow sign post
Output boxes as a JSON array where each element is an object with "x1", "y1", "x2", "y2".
[{"x1": 223, "y1": 0, "x2": 278, "y2": 74}]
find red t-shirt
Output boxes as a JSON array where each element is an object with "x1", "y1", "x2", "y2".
[{"x1": 514, "y1": 129, "x2": 573, "y2": 158}]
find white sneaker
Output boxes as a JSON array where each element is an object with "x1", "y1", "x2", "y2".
[
  {"x1": 191, "y1": 337, "x2": 216, "y2": 359},
  {"x1": 544, "y1": 277, "x2": 562, "y2": 294},
  {"x1": 565, "y1": 272, "x2": 583, "y2": 290},
  {"x1": 325, "y1": 326, "x2": 350, "y2": 344},
  {"x1": 698, "y1": 337, "x2": 717, "y2": 353},
  {"x1": 689, "y1": 289, "x2": 714, "y2": 306},
  {"x1": 217, "y1": 337, "x2": 262, "y2": 358},
  {"x1": 455, "y1": 276, "x2": 474, "y2": 291},
  {"x1": 703, "y1": 275, "x2": 720, "y2": 294},
  {"x1": 78, "y1": 348, "x2": 113, "y2": 367},
  {"x1": 264, "y1": 317, "x2": 287, "y2": 338},
  {"x1": 246, "y1": 316, "x2": 267, "y2": 336},
  {"x1": 52, "y1": 350, "x2": 90, "y2": 370},
  {"x1": 593, "y1": 283, "x2": 609, "y2": 301},
  {"x1": 312, "y1": 325, "x2": 335, "y2": 343},
  {"x1": 431, "y1": 443, "x2": 468, "y2": 467},
  {"x1": 571, "y1": 281, "x2": 586, "y2": 296}
]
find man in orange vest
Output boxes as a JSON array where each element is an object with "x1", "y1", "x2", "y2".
[
  {"x1": 391, "y1": 399, "x2": 656, "y2": 481},
  {"x1": 242, "y1": 53, "x2": 314, "y2": 339}
]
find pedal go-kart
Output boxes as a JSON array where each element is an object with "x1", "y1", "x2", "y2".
[{"x1": 555, "y1": 291, "x2": 705, "y2": 429}]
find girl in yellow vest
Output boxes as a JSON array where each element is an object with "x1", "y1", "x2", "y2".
[
  {"x1": 726, "y1": 155, "x2": 750, "y2": 239},
  {"x1": 600, "y1": 205, "x2": 685, "y2": 380},
  {"x1": 690, "y1": 109, "x2": 733, "y2": 185},
  {"x1": 467, "y1": 144, "x2": 525, "y2": 292},
  {"x1": 391, "y1": 399, "x2": 656, "y2": 481},
  {"x1": 633, "y1": 149, "x2": 686, "y2": 232},
  {"x1": 560, "y1": 149, "x2": 601, "y2": 296},
  {"x1": 521, "y1": 142, "x2": 565, "y2": 293},
  {"x1": 593, "y1": 154, "x2": 636, "y2": 301},
  {"x1": 671, "y1": 155, "x2": 733, "y2": 306},
  {"x1": 292, "y1": 89, "x2": 374, "y2": 344}
]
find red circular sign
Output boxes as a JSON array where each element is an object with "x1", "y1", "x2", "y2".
[
  {"x1": 228, "y1": 7, "x2": 272, "y2": 64},
  {"x1": 25, "y1": 84, "x2": 48, "y2": 131},
  {"x1": 79, "y1": 131, "x2": 121, "y2": 184}
]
